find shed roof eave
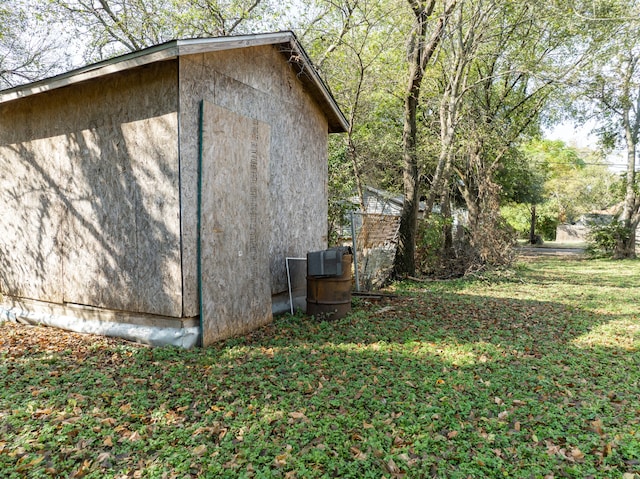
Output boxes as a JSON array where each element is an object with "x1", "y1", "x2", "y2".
[
  {"x1": 0, "y1": 45, "x2": 179, "y2": 105},
  {"x1": 0, "y1": 31, "x2": 348, "y2": 133}
]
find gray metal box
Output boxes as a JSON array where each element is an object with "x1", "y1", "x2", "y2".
[{"x1": 307, "y1": 249, "x2": 344, "y2": 277}]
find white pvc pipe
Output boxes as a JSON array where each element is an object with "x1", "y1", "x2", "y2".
[
  {"x1": 286, "y1": 257, "x2": 306, "y2": 315},
  {"x1": 1, "y1": 307, "x2": 200, "y2": 349}
]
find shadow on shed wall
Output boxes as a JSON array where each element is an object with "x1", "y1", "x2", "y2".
[{"x1": 0, "y1": 61, "x2": 183, "y2": 318}]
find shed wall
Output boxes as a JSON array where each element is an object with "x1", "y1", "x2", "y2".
[
  {"x1": 179, "y1": 46, "x2": 329, "y2": 317},
  {"x1": 199, "y1": 102, "x2": 273, "y2": 344},
  {"x1": 0, "y1": 62, "x2": 183, "y2": 317}
]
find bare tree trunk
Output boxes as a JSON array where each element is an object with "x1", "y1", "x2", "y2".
[
  {"x1": 458, "y1": 176, "x2": 479, "y2": 231},
  {"x1": 441, "y1": 186, "x2": 454, "y2": 257},
  {"x1": 614, "y1": 66, "x2": 639, "y2": 259},
  {"x1": 423, "y1": 0, "x2": 483, "y2": 218},
  {"x1": 395, "y1": 81, "x2": 421, "y2": 275},
  {"x1": 613, "y1": 133, "x2": 638, "y2": 258},
  {"x1": 423, "y1": 100, "x2": 457, "y2": 216},
  {"x1": 529, "y1": 204, "x2": 537, "y2": 244},
  {"x1": 395, "y1": 0, "x2": 457, "y2": 277}
]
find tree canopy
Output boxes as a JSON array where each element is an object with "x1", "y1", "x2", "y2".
[
  {"x1": 0, "y1": 1, "x2": 68, "y2": 88},
  {"x1": 2, "y1": 0, "x2": 638, "y2": 268}
]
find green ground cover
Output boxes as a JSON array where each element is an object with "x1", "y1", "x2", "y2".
[{"x1": 1, "y1": 256, "x2": 639, "y2": 478}]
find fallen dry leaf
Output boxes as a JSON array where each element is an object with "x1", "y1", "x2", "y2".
[
  {"x1": 274, "y1": 454, "x2": 287, "y2": 467},
  {"x1": 590, "y1": 418, "x2": 604, "y2": 436},
  {"x1": 193, "y1": 444, "x2": 207, "y2": 456},
  {"x1": 570, "y1": 447, "x2": 584, "y2": 461},
  {"x1": 350, "y1": 446, "x2": 367, "y2": 460},
  {"x1": 385, "y1": 458, "x2": 401, "y2": 474},
  {"x1": 96, "y1": 452, "x2": 111, "y2": 466}
]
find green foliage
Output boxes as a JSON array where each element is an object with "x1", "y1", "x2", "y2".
[
  {"x1": 327, "y1": 140, "x2": 355, "y2": 246},
  {"x1": 572, "y1": 0, "x2": 640, "y2": 251},
  {"x1": 537, "y1": 214, "x2": 559, "y2": 241},
  {"x1": 495, "y1": 150, "x2": 546, "y2": 205},
  {"x1": 501, "y1": 203, "x2": 558, "y2": 241},
  {"x1": 586, "y1": 220, "x2": 632, "y2": 258},
  {"x1": 522, "y1": 139, "x2": 586, "y2": 175},
  {"x1": 500, "y1": 204, "x2": 531, "y2": 237},
  {"x1": 610, "y1": 172, "x2": 635, "y2": 201},
  {"x1": 299, "y1": 0, "x2": 407, "y2": 193},
  {"x1": 2, "y1": 257, "x2": 640, "y2": 478},
  {"x1": 505, "y1": 140, "x2": 620, "y2": 241},
  {"x1": 415, "y1": 213, "x2": 451, "y2": 273}
]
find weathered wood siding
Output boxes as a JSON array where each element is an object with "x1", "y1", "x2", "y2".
[
  {"x1": 199, "y1": 102, "x2": 272, "y2": 345},
  {"x1": 0, "y1": 62, "x2": 183, "y2": 317},
  {"x1": 179, "y1": 46, "x2": 329, "y2": 316}
]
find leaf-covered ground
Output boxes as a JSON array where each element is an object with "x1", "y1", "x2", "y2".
[{"x1": 1, "y1": 256, "x2": 639, "y2": 478}]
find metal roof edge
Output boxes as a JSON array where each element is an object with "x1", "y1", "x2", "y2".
[
  {"x1": 175, "y1": 31, "x2": 295, "y2": 54},
  {"x1": 0, "y1": 43, "x2": 179, "y2": 104}
]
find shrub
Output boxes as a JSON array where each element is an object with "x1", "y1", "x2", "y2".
[
  {"x1": 586, "y1": 220, "x2": 631, "y2": 257},
  {"x1": 537, "y1": 214, "x2": 559, "y2": 241},
  {"x1": 416, "y1": 210, "x2": 517, "y2": 278},
  {"x1": 415, "y1": 214, "x2": 451, "y2": 275}
]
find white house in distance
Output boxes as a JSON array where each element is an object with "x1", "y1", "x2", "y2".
[{"x1": 0, "y1": 32, "x2": 348, "y2": 347}]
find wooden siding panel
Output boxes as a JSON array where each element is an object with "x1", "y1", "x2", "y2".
[
  {"x1": 267, "y1": 98, "x2": 328, "y2": 294},
  {"x1": 179, "y1": 46, "x2": 329, "y2": 313},
  {"x1": 0, "y1": 62, "x2": 183, "y2": 317},
  {"x1": 62, "y1": 125, "x2": 138, "y2": 311},
  {"x1": 0, "y1": 138, "x2": 65, "y2": 302},
  {"x1": 177, "y1": 55, "x2": 206, "y2": 317},
  {"x1": 199, "y1": 102, "x2": 272, "y2": 345},
  {"x1": 125, "y1": 115, "x2": 182, "y2": 316}
]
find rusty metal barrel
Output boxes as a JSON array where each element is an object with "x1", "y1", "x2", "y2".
[{"x1": 306, "y1": 253, "x2": 352, "y2": 320}]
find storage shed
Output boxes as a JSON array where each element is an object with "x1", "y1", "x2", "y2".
[{"x1": 0, "y1": 32, "x2": 347, "y2": 347}]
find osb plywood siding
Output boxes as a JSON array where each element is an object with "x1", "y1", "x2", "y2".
[
  {"x1": 179, "y1": 46, "x2": 329, "y2": 316},
  {"x1": 0, "y1": 131, "x2": 65, "y2": 303},
  {"x1": 199, "y1": 102, "x2": 272, "y2": 345},
  {"x1": 0, "y1": 62, "x2": 183, "y2": 317}
]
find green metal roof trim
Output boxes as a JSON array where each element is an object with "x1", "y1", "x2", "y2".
[{"x1": 0, "y1": 31, "x2": 348, "y2": 133}]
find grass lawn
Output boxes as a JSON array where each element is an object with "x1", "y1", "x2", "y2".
[{"x1": 1, "y1": 256, "x2": 639, "y2": 478}]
